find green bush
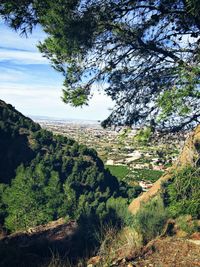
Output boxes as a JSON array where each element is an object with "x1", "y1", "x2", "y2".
[
  {"x1": 164, "y1": 167, "x2": 200, "y2": 219},
  {"x1": 176, "y1": 215, "x2": 199, "y2": 235},
  {"x1": 134, "y1": 197, "x2": 168, "y2": 243},
  {"x1": 106, "y1": 197, "x2": 134, "y2": 227}
]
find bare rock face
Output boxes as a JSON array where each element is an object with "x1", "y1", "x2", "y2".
[{"x1": 128, "y1": 125, "x2": 200, "y2": 215}]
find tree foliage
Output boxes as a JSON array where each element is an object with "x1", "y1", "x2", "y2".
[
  {"x1": 0, "y1": 100, "x2": 40, "y2": 184},
  {"x1": 1, "y1": 1, "x2": 200, "y2": 131},
  {"x1": 163, "y1": 167, "x2": 200, "y2": 218},
  {"x1": 3, "y1": 164, "x2": 68, "y2": 231}
]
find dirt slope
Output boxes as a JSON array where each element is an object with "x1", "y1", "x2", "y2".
[
  {"x1": 128, "y1": 125, "x2": 200, "y2": 214},
  {"x1": 123, "y1": 237, "x2": 200, "y2": 267}
]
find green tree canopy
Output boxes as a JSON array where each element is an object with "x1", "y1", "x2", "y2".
[{"x1": 1, "y1": 0, "x2": 200, "y2": 131}]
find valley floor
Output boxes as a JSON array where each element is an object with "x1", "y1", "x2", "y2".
[{"x1": 37, "y1": 120, "x2": 186, "y2": 191}]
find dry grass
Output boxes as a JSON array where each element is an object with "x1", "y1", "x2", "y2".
[
  {"x1": 44, "y1": 251, "x2": 86, "y2": 267},
  {"x1": 95, "y1": 225, "x2": 142, "y2": 266}
]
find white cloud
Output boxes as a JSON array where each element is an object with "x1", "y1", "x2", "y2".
[
  {"x1": 0, "y1": 23, "x2": 45, "y2": 51},
  {"x1": 0, "y1": 48, "x2": 48, "y2": 65},
  {"x1": 0, "y1": 83, "x2": 58, "y2": 97},
  {"x1": 0, "y1": 22, "x2": 48, "y2": 65},
  {"x1": 0, "y1": 68, "x2": 25, "y2": 82}
]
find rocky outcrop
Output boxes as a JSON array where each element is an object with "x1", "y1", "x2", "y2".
[
  {"x1": 128, "y1": 125, "x2": 200, "y2": 214},
  {"x1": 1, "y1": 218, "x2": 78, "y2": 245},
  {"x1": 176, "y1": 125, "x2": 200, "y2": 167}
]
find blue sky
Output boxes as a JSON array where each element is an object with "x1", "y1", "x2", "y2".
[{"x1": 0, "y1": 22, "x2": 113, "y2": 120}]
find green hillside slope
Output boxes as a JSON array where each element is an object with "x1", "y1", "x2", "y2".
[
  {"x1": 0, "y1": 100, "x2": 40, "y2": 184},
  {"x1": 0, "y1": 100, "x2": 139, "y2": 232}
]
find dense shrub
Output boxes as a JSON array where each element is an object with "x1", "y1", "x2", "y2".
[
  {"x1": 176, "y1": 215, "x2": 199, "y2": 235},
  {"x1": 133, "y1": 197, "x2": 168, "y2": 243},
  {"x1": 163, "y1": 167, "x2": 200, "y2": 219},
  {"x1": 106, "y1": 197, "x2": 134, "y2": 227}
]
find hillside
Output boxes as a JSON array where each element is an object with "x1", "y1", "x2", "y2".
[
  {"x1": 0, "y1": 100, "x2": 40, "y2": 184},
  {"x1": 0, "y1": 100, "x2": 142, "y2": 261},
  {"x1": 0, "y1": 100, "x2": 199, "y2": 266},
  {"x1": 0, "y1": 100, "x2": 136, "y2": 266}
]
